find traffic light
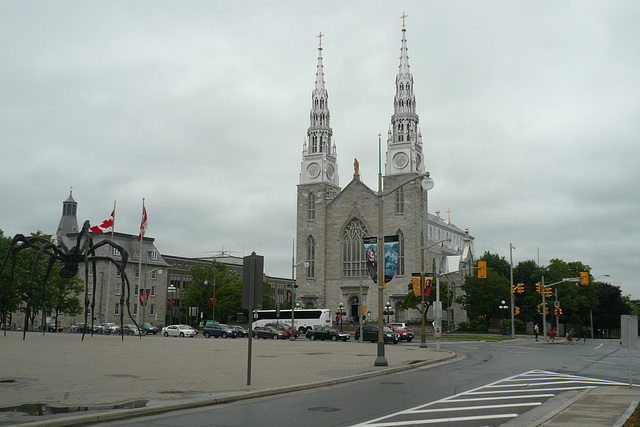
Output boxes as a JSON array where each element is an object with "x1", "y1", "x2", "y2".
[
  {"x1": 510, "y1": 284, "x2": 515, "y2": 295},
  {"x1": 544, "y1": 287, "x2": 552, "y2": 298},
  {"x1": 554, "y1": 309, "x2": 558, "y2": 316},
  {"x1": 545, "y1": 307, "x2": 549, "y2": 314},
  {"x1": 517, "y1": 283, "x2": 524, "y2": 294},
  {"x1": 362, "y1": 304, "x2": 367, "y2": 313},
  {"x1": 536, "y1": 282, "x2": 541, "y2": 294},
  {"x1": 580, "y1": 272, "x2": 589, "y2": 286},
  {"x1": 478, "y1": 261, "x2": 487, "y2": 279},
  {"x1": 537, "y1": 305, "x2": 541, "y2": 313},
  {"x1": 515, "y1": 306, "x2": 520, "y2": 315},
  {"x1": 558, "y1": 308, "x2": 563, "y2": 315}
]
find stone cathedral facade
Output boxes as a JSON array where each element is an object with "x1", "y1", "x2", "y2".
[{"x1": 295, "y1": 24, "x2": 475, "y2": 325}]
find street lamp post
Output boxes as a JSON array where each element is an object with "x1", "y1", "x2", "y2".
[
  {"x1": 385, "y1": 301, "x2": 391, "y2": 324},
  {"x1": 374, "y1": 131, "x2": 432, "y2": 366},
  {"x1": 290, "y1": 244, "x2": 310, "y2": 341},
  {"x1": 419, "y1": 175, "x2": 435, "y2": 349},
  {"x1": 338, "y1": 303, "x2": 345, "y2": 331},
  {"x1": 205, "y1": 276, "x2": 216, "y2": 324},
  {"x1": 509, "y1": 244, "x2": 515, "y2": 338},
  {"x1": 167, "y1": 284, "x2": 176, "y2": 326},
  {"x1": 499, "y1": 300, "x2": 508, "y2": 335}
]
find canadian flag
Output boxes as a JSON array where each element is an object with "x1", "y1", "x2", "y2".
[
  {"x1": 90, "y1": 210, "x2": 114, "y2": 234},
  {"x1": 138, "y1": 206, "x2": 148, "y2": 241}
]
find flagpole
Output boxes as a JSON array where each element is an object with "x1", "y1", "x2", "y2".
[
  {"x1": 104, "y1": 201, "x2": 116, "y2": 324},
  {"x1": 136, "y1": 198, "x2": 145, "y2": 329}
]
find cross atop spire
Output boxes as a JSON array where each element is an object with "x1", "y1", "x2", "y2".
[
  {"x1": 317, "y1": 32, "x2": 324, "y2": 48},
  {"x1": 400, "y1": 12, "x2": 408, "y2": 29}
]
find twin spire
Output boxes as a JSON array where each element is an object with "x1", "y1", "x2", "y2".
[{"x1": 300, "y1": 15, "x2": 425, "y2": 187}]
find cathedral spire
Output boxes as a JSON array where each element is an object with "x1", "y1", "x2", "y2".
[
  {"x1": 56, "y1": 189, "x2": 79, "y2": 242},
  {"x1": 300, "y1": 32, "x2": 339, "y2": 187},
  {"x1": 385, "y1": 16, "x2": 425, "y2": 176}
]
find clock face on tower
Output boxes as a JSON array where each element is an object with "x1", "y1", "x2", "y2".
[
  {"x1": 307, "y1": 163, "x2": 321, "y2": 179},
  {"x1": 393, "y1": 152, "x2": 409, "y2": 169},
  {"x1": 326, "y1": 164, "x2": 335, "y2": 180}
]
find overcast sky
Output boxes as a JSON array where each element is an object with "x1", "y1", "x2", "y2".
[{"x1": 1, "y1": 1, "x2": 638, "y2": 298}]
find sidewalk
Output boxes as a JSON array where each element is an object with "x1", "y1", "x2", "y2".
[{"x1": 0, "y1": 331, "x2": 455, "y2": 426}]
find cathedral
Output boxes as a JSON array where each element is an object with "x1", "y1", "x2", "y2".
[{"x1": 295, "y1": 22, "x2": 475, "y2": 325}]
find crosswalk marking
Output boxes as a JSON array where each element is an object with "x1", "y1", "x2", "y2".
[{"x1": 352, "y1": 370, "x2": 626, "y2": 426}]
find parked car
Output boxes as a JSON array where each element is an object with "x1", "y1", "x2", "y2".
[
  {"x1": 141, "y1": 322, "x2": 159, "y2": 334},
  {"x1": 252, "y1": 326, "x2": 287, "y2": 340},
  {"x1": 386, "y1": 324, "x2": 414, "y2": 342},
  {"x1": 97, "y1": 323, "x2": 120, "y2": 334},
  {"x1": 264, "y1": 322, "x2": 300, "y2": 338},
  {"x1": 162, "y1": 324, "x2": 197, "y2": 338},
  {"x1": 69, "y1": 323, "x2": 98, "y2": 334},
  {"x1": 229, "y1": 325, "x2": 248, "y2": 337},
  {"x1": 306, "y1": 326, "x2": 350, "y2": 342},
  {"x1": 387, "y1": 322, "x2": 408, "y2": 329},
  {"x1": 203, "y1": 323, "x2": 237, "y2": 339},
  {"x1": 355, "y1": 325, "x2": 399, "y2": 344},
  {"x1": 122, "y1": 324, "x2": 146, "y2": 336}
]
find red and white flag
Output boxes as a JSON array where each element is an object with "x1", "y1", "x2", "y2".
[
  {"x1": 139, "y1": 289, "x2": 150, "y2": 306},
  {"x1": 90, "y1": 210, "x2": 114, "y2": 234},
  {"x1": 138, "y1": 206, "x2": 148, "y2": 241}
]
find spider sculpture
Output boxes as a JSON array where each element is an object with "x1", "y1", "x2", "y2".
[{"x1": 0, "y1": 220, "x2": 139, "y2": 340}]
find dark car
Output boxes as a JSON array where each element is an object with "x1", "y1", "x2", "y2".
[
  {"x1": 203, "y1": 323, "x2": 237, "y2": 339},
  {"x1": 141, "y1": 322, "x2": 159, "y2": 334},
  {"x1": 355, "y1": 325, "x2": 399, "y2": 344},
  {"x1": 264, "y1": 322, "x2": 300, "y2": 338},
  {"x1": 253, "y1": 326, "x2": 287, "y2": 340},
  {"x1": 306, "y1": 326, "x2": 350, "y2": 342},
  {"x1": 386, "y1": 324, "x2": 414, "y2": 342},
  {"x1": 229, "y1": 325, "x2": 248, "y2": 337},
  {"x1": 39, "y1": 323, "x2": 64, "y2": 333}
]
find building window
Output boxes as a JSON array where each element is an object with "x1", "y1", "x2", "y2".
[
  {"x1": 112, "y1": 247, "x2": 120, "y2": 256},
  {"x1": 116, "y1": 268, "x2": 121, "y2": 277},
  {"x1": 151, "y1": 270, "x2": 158, "y2": 280},
  {"x1": 115, "y1": 283, "x2": 121, "y2": 296},
  {"x1": 114, "y1": 302, "x2": 120, "y2": 316},
  {"x1": 396, "y1": 230, "x2": 405, "y2": 276},
  {"x1": 342, "y1": 218, "x2": 368, "y2": 277},
  {"x1": 306, "y1": 235, "x2": 315, "y2": 278},
  {"x1": 150, "y1": 304, "x2": 156, "y2": 316},
  {"x1": 133, "y1": 303, "x2": 138, "y2": 316},
  {"x1": 307, "y1": 193, "x2": 316, "y2": 221},
  {"x1": 134, "y1": 284, "x2": 139, "y2": 296},
  {"x1": 395, "y1": 187, "x2": 404, "y2": 214},
  {"x1": 134, "y1": 266, "x2": 140, "y2": 279},
  {"x1": 151, "y1": 285, "x2": 156, "y2": 297}
]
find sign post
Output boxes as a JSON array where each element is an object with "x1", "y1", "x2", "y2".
[{"x1": 243, "y1": 252, "x2": 264, "y2": 386}]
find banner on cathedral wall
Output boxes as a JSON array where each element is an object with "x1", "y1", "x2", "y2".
[
  {"x1": 363, "y1": 235, "x2": 399, "y2": 289},
  {"x1": 412, "y1": 273, "x2": 434, "y2": 298}
]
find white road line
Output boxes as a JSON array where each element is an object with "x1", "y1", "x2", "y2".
[
  {"x1": 411, "y1": 402, "x2": 541, "y2": 413},
  {"x1": 465, "y1": 385, "x2": 597, "y2": 394},
  {"x1": 596, "y1": 343, "x2": 604, "y2": 349},
  {"x1": 584, "y1": 358, "x2": 616, "y2": 365},
  {"x1": 362, "y1": 413, "x2": 518, "y2": 426},
  {"x1": 446, "y1": 394, "x2": 554, "y2": 402}
]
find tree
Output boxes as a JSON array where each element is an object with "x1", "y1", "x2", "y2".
[
  {"x1": 460, "y1": 268, "x2": 510, "y2": 332},
  {"x1": 594, "y1": 282, "x2": 630, "y2": 334}
]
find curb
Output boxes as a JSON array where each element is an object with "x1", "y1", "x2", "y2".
[{"x1": 17, "y1": 351, "x2": 458, "y2": 427}]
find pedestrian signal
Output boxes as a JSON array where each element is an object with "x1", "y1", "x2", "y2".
[
  {"x1": 517, "y1": 283, "x2": 524, "y2": 293},
  {"x1": 362, "y1": 304, "x2": 367, "y2": 313},
  {"x1": 478, "y1": 261, "x2": 487, "y2": 279},
  {"x1": 515, "y1": 306, "x2": 520, "y2": 315},
  {"x1": 580, "y1": 272, "x2": 589, "y2": 285}
]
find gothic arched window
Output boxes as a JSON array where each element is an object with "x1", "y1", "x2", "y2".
[
  {"x1": 342, "y1": 219, "x2": 368, "y2": 277},
  {"x1": 396, "y1": 230, "x2": 405, "y2": 276},
  {"x1": 307, "y1": 193, "x2": 316, "y2": 221},
  {"x1": 395, "y1": 186, "x2": 404, "y2": 214},
  {"x1": 306, "y1": 235, "x2": 315, "y2": 278}
]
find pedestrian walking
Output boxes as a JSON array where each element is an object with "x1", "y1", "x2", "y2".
[
  {"x1": 534, "y1": 323, "x2": 539, "y2": 341},
  {"x1": 549, "y1": 328, "x2": 556, "y2": 342},
  {"x1": 576, "y1": 326, "x2": 587, "y2": 343}
]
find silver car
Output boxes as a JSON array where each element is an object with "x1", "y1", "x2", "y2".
[{"x1": 162, "y1": 324, "x2": 197, "y2": 338}]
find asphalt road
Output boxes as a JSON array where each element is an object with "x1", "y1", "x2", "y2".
[{"x1": 99, "y1": 337, "x2": 637, "y2": 426}]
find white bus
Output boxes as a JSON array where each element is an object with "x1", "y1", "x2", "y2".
[{"x1": 251, "y1": 308, "x2": 331, "y2": 333}]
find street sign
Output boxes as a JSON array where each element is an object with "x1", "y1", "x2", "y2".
[
  {"x1": 554, "y1": 301, "x2": 560, "y2": 308},
  {"x1": 433, "y1": 320, "x2": 442, "y2": 338}
]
